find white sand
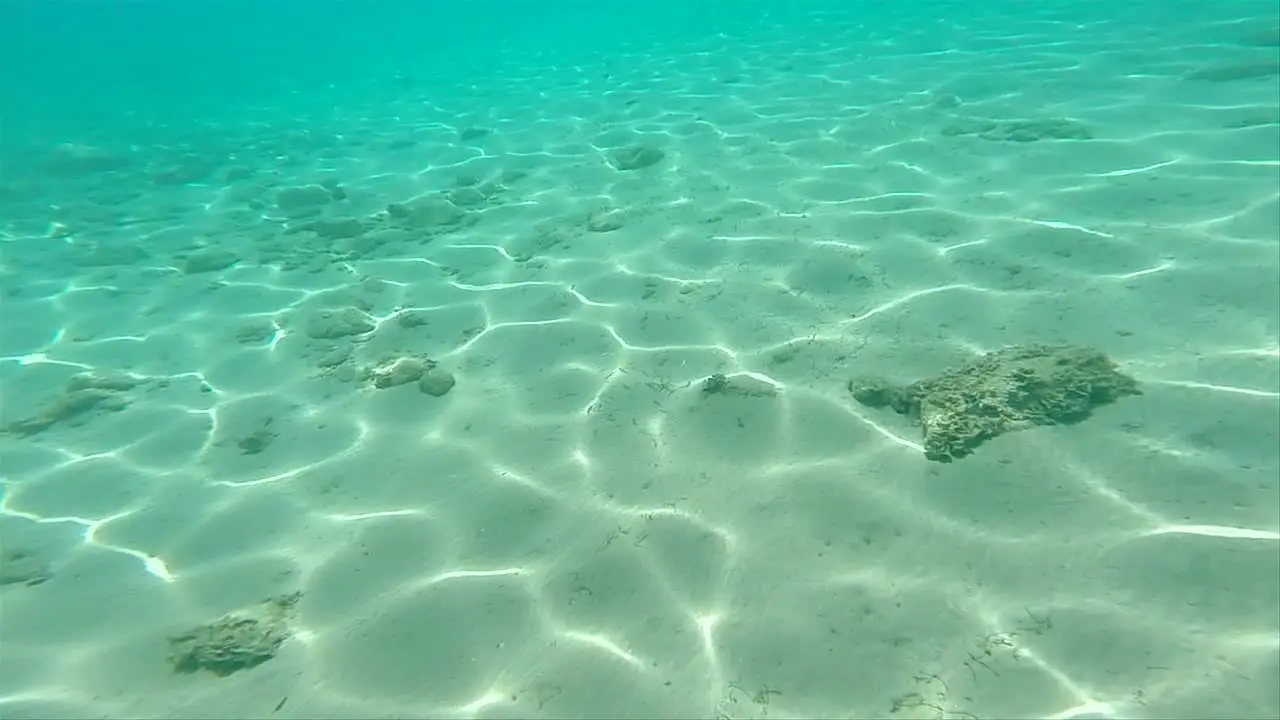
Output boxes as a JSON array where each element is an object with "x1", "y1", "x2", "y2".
[{"x1": 1, "y1": 4, "x2": 1277, "y2": 720}]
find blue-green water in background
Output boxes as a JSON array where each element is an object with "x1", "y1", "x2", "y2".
[
  {"x1": 3, "y1": 0, "x2": 776, "y2": 141},
  {"x1": 2, "y1": 1, "x2": 1271, "y2": 143}
]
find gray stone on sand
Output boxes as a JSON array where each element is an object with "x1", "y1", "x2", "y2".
[
  {"x1": 298, "y1": 217, "x2": 366, "y2": 240},
  {"x1": 275, "y1": 184, "x2": 336, "y2": 217},
  {"x1": 384, "y1": 196, "x2": 469, "y2": 230},
  {"x1": 360, "y1": 355, "x2": 455, "y2": 395},
  {"x1": 609, "y1": 144, "x2": 666, "y2": 170},
  {"x1": 367, "y1": 356, "x2": 430, "y2": 389},
  {"x1": 941, "y1": 117, "x2": 1092, "y2": 142},
  {"x1": 68, "y1": 371, "x2": 143, "y2": 393},
  {"x1": 586, "y1": 208, "x2": 625, "y2": 233},
  {"x1": 419, "y1": 367, "x2": 456, "y2": 397},
  {"x1": 336, "y1": 228, "x2": 411, "y2": 259},
  {"x1": 222, "y1": 165, "x2": 254, "y2": 182},
  {"x1": 395, "y1": 311, "x2": 428, "y2": 328},
  {"x1": 182, "y1": 248, "x2": 239, "y2": 274},
  {"x1": 700, "y1": 372, "x2": 777, "y2": 398},
  {"x1": 236, "y1": 425, "x2": 277, "y2": 455},
  {"x1": 445, "y1": 186, "x2": 490, "y2": 208},
  {"x1": 315, "y1": 346, "x2": 352, "y2": 369},
  {"x1": 304, "y1": 307, "x2": 376, "y2": 340},
  {"x1": 234, "y1": 322, "x2": 276, "y2": 345}
]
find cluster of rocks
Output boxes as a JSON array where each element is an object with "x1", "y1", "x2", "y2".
[
  {"x1": 266, "y1": 302, "x2": 458, "y2": 397},
  {"x1": 362, "y1": 354, "x2": 456, "y2": 396},
  {"x1": 14, "y1": 129, "x2": 672, "y2": 448},
  {"x1": 27, "y1": 128, "x2": 675, "y2": 284}
]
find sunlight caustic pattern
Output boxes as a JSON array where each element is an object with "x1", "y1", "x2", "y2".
[{"x1": 1, "y1": 3, "x2": 1278, "y2": 719}]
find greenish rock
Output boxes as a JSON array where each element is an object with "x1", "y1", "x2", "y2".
[
  {"x1": 167, "y1": 593, "x2": 301, "y2": 677},
  {"x1": 850, "y1": 344, "x2": 1140, "y2": 462}
]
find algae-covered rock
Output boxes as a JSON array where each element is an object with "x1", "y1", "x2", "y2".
[
  {"x1": 1, "y1": 372, "x2": 142, "y2": 437},
  {"x1": 167, "y1": 592, "x2": 301, "y2": 677},
  {"x1": 850, "y1": 344, "x2": 1140, "y2": 462}
]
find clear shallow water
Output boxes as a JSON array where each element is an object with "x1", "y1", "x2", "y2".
[{"x1": 1, "y1": 2, "x2": 1277, "y2": 719}]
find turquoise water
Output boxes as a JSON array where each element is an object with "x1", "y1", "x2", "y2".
[{"x1": 1, "y1": 2, "x2": 1278, "y2": 719}]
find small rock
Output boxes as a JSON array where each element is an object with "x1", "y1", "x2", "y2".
[
  {"x1": 368, "y1": 356, "x2": 430, "y2": 389},
  {"x1": 500, "y1": 169, "x2": 528, "y2": 184},
  {"x1": 384, "y1": 197, "x2": 468, "y2": 230},
  {"x1": 337, "y1": 228, "x2": 409, "y2": 259},
  {"x1": 183, "y1": 248, "x2": 239, "y2": 274},
  {"x1": 315, "y1": 346, "x2": 352, "y2": 369},
  {"x1": 236, "y1": 426, "x2": 276, "y2": 455},
  {"x1": 609, "y1": 144, "x2": 665, "y2": 171},
  {"x1": 306, "y1": 217, "x2": 366, "y2": 240},
  {"x1": 234, "y1": 322, "x2": 276, "y2": 345},
  {"x1": 700, "y1": 372, "x2": 776, "y2": 398},
  {"x1": 304, "y1": 308, "x2": 376, "y2": 340},
  {"x1": 276, "y1": 184, "x2": 336, "y2": 217},
  {"x1": 445, "y1": 186, "x2": 489, "y2": 207},
  {"x1": 396, "y1": 311, "x2": 428, "y2": 328},
  {"x1": 847, "y1": 376, "x2": 911, "y2": 409},
  {"x1": 67, "y1": 371, "x2": 143, "y2": 393},
  {"x1": 586, "y1": 209, "x2": 625, "y2": 233},
  {"x1": 941, "y1": 117, "x2": 1092, "y2": 142},
  {"x1": 419, "y1": 368, "x2": 456, "y2": 397},
  {"x1": 223, "y1": 166, "x2": 254, "y2": 182}
]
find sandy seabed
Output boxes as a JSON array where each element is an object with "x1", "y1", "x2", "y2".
[{"x1": 1, "y1": 6, "x2": 1278, "y2": 720}]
